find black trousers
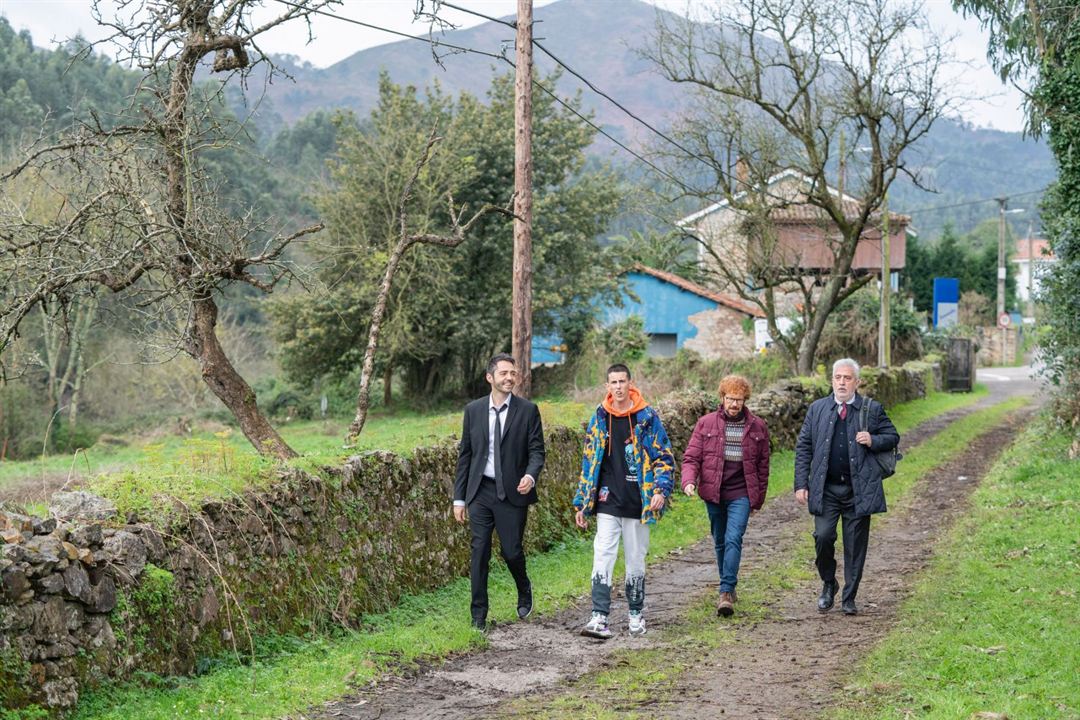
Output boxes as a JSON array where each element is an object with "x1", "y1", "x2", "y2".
[
  {"x1": 814, "y1": 481, "x2": 872, "y2": 603},
  {"x1": 469, "y1": 476, "x2": 530, "y2": 621}
]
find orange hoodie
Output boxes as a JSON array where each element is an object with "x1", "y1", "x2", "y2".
[{"x1": 601, "y1": 386, "x2": 649, "y2": 455}]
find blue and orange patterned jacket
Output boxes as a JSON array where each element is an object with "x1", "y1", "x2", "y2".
[{"x1": 572, "y1": 388, "x2": 676, "y2": 525}]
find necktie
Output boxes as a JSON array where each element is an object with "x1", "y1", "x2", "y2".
[
  {"x1": 493, "y1": 405, "x2": 506, "y2": 501},
  {"x1": 839, "y1": 403, "x2": 847, "y2": 420}
]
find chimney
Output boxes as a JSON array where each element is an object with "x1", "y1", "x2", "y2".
[{"x1": 735, "y1": 157, "x2": 750, "y2": 191}]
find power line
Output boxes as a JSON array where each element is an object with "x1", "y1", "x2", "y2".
[
  {"x1": 529, "y1": 37, "x2": 732, "y2": 183},
  {"x1": 437, "y1": 1, "x2": 516, "y2": 29},
  {"x1": 272, "y1": 0, "x2": 508, "y2": 62},
  {"x1": 272, "y1": 0, "x2": 700, "y2": 194},
  {"x1": 905, "y1": 187, "x2": 1047, "y2": 215}
]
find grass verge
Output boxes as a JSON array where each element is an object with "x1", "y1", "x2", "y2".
[
  {"x1": 65, "y1": 388, "x2": 995, "y2": 720},
  {"x1": 0, "y1": 400, "x2": 588, "y2": 518},
  {"x1": 833, "y1": 418, "x2": 1080, "y2": 720}
]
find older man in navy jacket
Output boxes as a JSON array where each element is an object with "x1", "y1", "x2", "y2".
[{"x1": 794, "y1": 358, "x2": 899, "y2": 615}]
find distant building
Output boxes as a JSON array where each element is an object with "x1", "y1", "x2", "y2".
[
  {"x1": 677, "y1": 169, "x2": 912, "y2": 310},
  {"x1": 1013, "y1": 235, "x2": 1056, "y2": 303},
  {"x1": 608, "y1": 265, "x2": 764, "y2": 360}
]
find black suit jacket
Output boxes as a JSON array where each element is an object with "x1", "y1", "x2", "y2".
[{"x1": 454, "y1": 394, "x2": 545, "y2": 507}]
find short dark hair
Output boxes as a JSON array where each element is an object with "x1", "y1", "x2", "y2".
[
  {"x1": 606, "y1": 363, "x2": 631, "y2": 380},
  {"x1": 486, "y1": 353, "x2": 516, "y2": 376}
]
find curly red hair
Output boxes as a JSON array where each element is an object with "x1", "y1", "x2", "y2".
[{"x1": 718, "y1": 374, "x2": 752, "y2": 400}]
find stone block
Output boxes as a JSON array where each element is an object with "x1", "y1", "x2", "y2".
[
  {"x1": 68, "y1": 523, "x2": 103, "y2": 548},
  {"x1": 1, "y1": 527, "x2": 25, "y2": 544},
  {"x1": 62, "y1": 564, "x2": 92, "y2": 603},
  {"x1": 60, "y1": 541, "x2": 79, "y2": 561},
  {"x1": 31, "y1": 517, "x2": 58, "y2": 536},
  {"x1": 87, "y1": 575, "x2": 116, "y2": 614},
  {"x1": 2, "y1": 566, "x2": 31, "y2": 602},
  {"x1": 100, "y1": 530, "x2": 147, "y2": 580},
  {"x1": 34, "y1": 573, "x2": 66, "y2": 595},
  {"x1": 50, "y1": 492, "x2": 117, "y2": 523},
  {"x1": 42, "y1": 677, "x2": 79, "y2": 709},
  {"x1": 33, "y1": 596, "x2": 68, "y2": 640}
]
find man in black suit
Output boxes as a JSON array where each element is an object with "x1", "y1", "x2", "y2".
[{"x1": 454, "y1": 353, "x2": 545, "y2": 630}]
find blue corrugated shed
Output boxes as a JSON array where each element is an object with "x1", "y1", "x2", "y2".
[{"x1": 533, "y1": 266, "x2": 762, "y2": 363}]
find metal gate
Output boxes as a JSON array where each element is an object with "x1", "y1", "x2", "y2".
[{"x1": 945, "y1": 337, "x2": 975, "y2": 392}]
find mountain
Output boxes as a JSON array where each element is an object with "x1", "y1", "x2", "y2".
[{"x1": 250, "y1": 0, "x2": 1055, "y2": 238}]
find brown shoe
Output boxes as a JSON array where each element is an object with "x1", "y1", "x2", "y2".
[
  {"x1": 717, "y1": 591, "x2": 735, "y2": 617},
  {"x1": 730, "y1": 588, "x2": 738, "y2": 603}
]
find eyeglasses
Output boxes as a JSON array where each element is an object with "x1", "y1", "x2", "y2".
[{"x1": 723, "y1": 396, "x2": 746, "y2": 404}]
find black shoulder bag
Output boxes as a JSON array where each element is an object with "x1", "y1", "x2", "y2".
[{"x1": 859, "y1": 396, "x2": 902, "y2": 479}]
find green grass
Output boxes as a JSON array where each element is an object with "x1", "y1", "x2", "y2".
[
  {"x1": 0, "y1": 400, "x2": 589, "y2": 517},
  {"x1": 834, "y1": 418, "x2": 1080, "y2": 720},
  {"x1": 502, "y1": 395, "x2": 1031, "y2": 718},
  {"x1": 68, "y1": 388, "x2": 1001, "y2": 720}
]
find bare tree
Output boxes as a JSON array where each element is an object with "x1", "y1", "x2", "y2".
[
  {"x1": 0, "y1": 0, "x2": 338, "y2": 459},
  {"x1": 345, "y1": 127, "x2": 512, "y2": 443},
  {"x1": 647, "y1": 0, "x2": 955, "y2": 373}
]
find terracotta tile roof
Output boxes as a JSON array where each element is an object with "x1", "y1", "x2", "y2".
[
  {"x1": 1013, "y1": 237, "x2": 1055, "y2": 261},
  {"x1": 676, "y1": 168, "x2": 909, "y2": 227},
  {"x1": 630, "y1": 264, "x2": 765, "y2": 318},
  {"x1": 771, "y1": 201, "x2": 910, "y2": 226}
]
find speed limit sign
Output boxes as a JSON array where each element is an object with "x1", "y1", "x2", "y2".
[{"x1": 998, "y1": 312, "x2": 1011, "y2": 328}]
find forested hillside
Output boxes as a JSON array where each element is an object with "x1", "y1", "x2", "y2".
[{"x1": 244, "y1": 0, "x2": 1055, "y2": 237}]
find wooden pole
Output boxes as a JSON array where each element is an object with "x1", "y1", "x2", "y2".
[
  {"x1": 996, "y1": 196, "x2": 1007, "y2": 319},
  {"x1": 878, "y1": 195, "x2": 891, "y2": 368},
  {"x1": 512, "y1": 0, "x2": 534, "y2": 396},
  {"x1": 1026, "y1": 221, "x2": 1035, "y2": 319}
]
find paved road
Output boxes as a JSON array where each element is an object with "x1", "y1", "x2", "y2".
[{"x1": 976, "y1": 364, "x2": 1047, "y2": 405}]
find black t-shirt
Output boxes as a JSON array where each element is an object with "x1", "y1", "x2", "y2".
[{"x1": 597, "y1": 411, "x2": 643, "y2": 518}]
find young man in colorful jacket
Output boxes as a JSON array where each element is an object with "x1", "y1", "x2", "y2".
[{"x1": 573, "y1": 363, "x2": 676, "y2": 639}]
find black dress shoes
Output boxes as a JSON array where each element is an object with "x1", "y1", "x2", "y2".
[
  {"x1": 842, "y1": 599, "x2": 858, "y2": 615},
  {"x1": 517, "y1": 583, "x2": 533, "y2": 620},
  {"x1": 817, "y1": 581, "x2": 839, "y2": 612}
]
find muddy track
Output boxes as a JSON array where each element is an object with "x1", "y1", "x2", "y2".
[{"x1": 312, "y1": 380, "x2": 1037, "y2": 720}]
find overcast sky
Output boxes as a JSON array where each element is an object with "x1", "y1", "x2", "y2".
[{"x1": 0, "y1": 0, "x2": 1026, "y2": 132}]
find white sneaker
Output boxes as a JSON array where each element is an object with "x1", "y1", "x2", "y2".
[
  {"x1": 628, "y1": 611, "x2": 646, "y2": 636},
  {"x1": 581, "y1": 612, "x2": 612, "y2": 639}
]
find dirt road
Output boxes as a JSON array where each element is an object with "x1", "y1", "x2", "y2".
[{"x1": 312, "y1": 370, "x2": 1042, "y2": 720}]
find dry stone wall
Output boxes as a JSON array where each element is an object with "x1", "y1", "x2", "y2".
[{"x1": 0, "y1": 362, "x2": 939, "y2": 714}]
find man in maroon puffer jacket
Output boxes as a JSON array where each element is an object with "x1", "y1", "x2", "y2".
[{"x1": 681, "y1": 374, "x2": 771, "y2": 617}]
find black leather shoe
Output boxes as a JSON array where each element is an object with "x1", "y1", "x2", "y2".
[
  {"x1": 517, "y1": 583, "x2": 533, "y2": 619},
  {"x1": 817, "y1": 581, "x2": 838, "y2": 612},
  {"x1": 842, "y1": 599, "x2": 858, "y2": 615}
]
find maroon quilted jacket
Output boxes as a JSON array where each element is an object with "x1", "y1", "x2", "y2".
[{"x1": 681, "y1": 408, "x2": 771, "y2": 510}]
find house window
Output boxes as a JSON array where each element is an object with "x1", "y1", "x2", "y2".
[{"x1": 647, "y1": 333, "x2": 678, "y2": 358}]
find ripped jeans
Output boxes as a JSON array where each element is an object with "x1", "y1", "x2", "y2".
[{"x1": 590, "y1": 513, "x2": 650, "y2": 616}]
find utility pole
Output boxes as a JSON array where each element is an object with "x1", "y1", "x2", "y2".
[
  {"x1": 878, "y1": 195, "x2": 891, "y2": 368},
  {"x1": 1026, "y1": 220, "x2": 1035, "y2": 319},
  {"x1": 512, "y1": 0, "x2": 534, "y2": 397},
  {"x1": 996, "y1": 196, "x2": 1008, "y2": 319}
]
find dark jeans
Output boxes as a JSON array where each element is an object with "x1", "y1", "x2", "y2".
[
  {"x1": 468, "y1": 476, "x2": 529, "y2": 622},
  {"x1": 705, "y1": 496, "x2": 751, "y2": 593},
  {"x1": 813, "y1": 481, "x2": 871, "y2": 603}
]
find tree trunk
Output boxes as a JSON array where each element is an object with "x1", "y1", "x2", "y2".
[
  {"x1": 347, "y1": 238, "x2": 415, "y2": 442},
  {"x1": 187, "y1": 297, "x2": 297, "y2": 460},
  {"x1": 383, "y1": 362, "x2": 393, "y2": 407}
]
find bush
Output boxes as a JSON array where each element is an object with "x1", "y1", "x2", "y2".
[
  {"x1": 815, "y1": 287, "x2": 924, "y2": 366},
  {"x1": 601, "y1": 315, "x2": 650, "y2": 363},
  {"x1": 638, "y1": 348, "x2": 788, "y2": 397},
  {"x1": 50, "y1": 420, "x2": 101, "y2": 454},
  {"x1": 0, "y1": 382, "x2": 48, "y2": 461}
]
